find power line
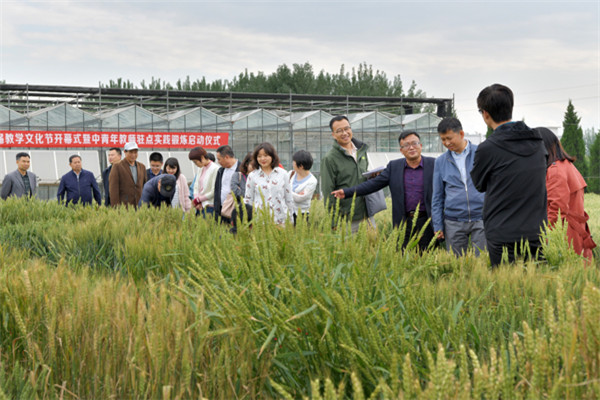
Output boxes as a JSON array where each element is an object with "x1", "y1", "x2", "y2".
[{"x1": 457, "y1": 95, "x2": 599, "y2": 113}]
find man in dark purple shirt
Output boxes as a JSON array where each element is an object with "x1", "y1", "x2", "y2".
[
  {"x1": 399, "y1": 132, "x2": 435, "y2": 250},
  {"x1": 404, "y1": 158, "x2": 425, "y2": 214},
  {"x1": 331, "y1": 131, "x2": 437, "y2": 251}
]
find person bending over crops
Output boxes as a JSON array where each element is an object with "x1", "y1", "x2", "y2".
[
  {"x1": 140, "y1": 174, "x2": 176, "y2": 208},
  {"x1": 537, "y1": 127, "x2": 596, "y2": 263},
  {"x1": 244, "y1": 142, "x2": 294, "y2": 226}
]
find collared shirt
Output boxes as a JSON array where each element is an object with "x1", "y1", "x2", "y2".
[
  {"x1": 21, "y1": 173, "x2": 32, "y2": 197},
  {"x1": 220, "y1": 161, "x2": 239, "y2": 204},
  {"x1": 404, "y1": 158, "x2": 425, "y2": 213},
  {"x1": 147, "y1": 168, "x2": 162, "y2": 181},
  {"x1": 344, "y1": 142, "x2": 358, "y2": 161},
  {"x1": 130, "y1": 163, "x2": 138, "y2": 185},
  {"x1": 244, "y1": 167, "x2": 294, "y2": 225},
  {"x1": 451, "y1": 141, "x2": 470, "y2": 186}
]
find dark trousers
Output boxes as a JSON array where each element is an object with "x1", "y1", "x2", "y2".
[
  {"x1": 402, "y1": 213, "x2": 436, "y2": 251},
  {"x1": 487, "y1": 238, "x2": 542, "y2": 267},
  {"x1": 230, "y1": 202, "x2": 253, "y2": 233},
  {"x1": 293, "y1": 212, "x2": 309, "y2": 226}
]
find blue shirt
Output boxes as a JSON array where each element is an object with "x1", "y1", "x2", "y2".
[
  {"x1": 292, "y1": 173, "x2": 311, "y2": 192},
  {"x1": 450, "y1": 141, "x2": 470, "y2": 186}
]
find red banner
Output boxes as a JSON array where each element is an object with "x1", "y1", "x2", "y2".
[{"x1": 0, "y1": 131, "x2": 229, "y2": 149}]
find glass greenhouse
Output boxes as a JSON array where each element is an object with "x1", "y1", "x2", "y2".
[{"x1": 0, "y1": 85, "x2": 453, "y2": 200}]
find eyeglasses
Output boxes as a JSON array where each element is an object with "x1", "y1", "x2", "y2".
[
  {"x1": 400, "y1": 141, "x2": 421, "y2": 149},
  {"x1": 334, "y1": 126, "x2": 352, "y2": 135}
]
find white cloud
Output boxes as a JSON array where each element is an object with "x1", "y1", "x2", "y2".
[{"x1": 1, "y1": 0, "x2": 598, "y2": 133}]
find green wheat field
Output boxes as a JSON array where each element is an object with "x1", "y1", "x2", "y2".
[{"x1": 0, "y1": 194, "x2": 598, "y2": 399}]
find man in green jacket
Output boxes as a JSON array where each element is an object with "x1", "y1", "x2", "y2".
[{"x1": 321, "y1": 115, "x2": 371, "y2": 232}]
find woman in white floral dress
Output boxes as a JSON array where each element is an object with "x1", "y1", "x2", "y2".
[{"x1": 244, "y1": 142, "x2": 294, "y2": 225}]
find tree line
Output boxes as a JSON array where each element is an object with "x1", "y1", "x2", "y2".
[{"x1": 101, "y1": 62, "x2": 436, "y2": 113}]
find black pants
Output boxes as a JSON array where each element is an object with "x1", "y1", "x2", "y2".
[
  {"x1": 401, "y1": 214, "x2": 436, "y2": 251},
  {"x1": 230, "y1": 203, "x2": 253, "y2": 233},
  {"x1": 293, "y1": 212, "x2": 309, "y2": 226},
  {"x1": 487, "y1": 238, "x2": 542, "y2": 268}
]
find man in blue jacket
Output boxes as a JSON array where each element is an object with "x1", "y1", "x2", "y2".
[
  {"x1": 432, "y1": 117, "x2": 486, "y2": 256},
  {"x1": 57, "y1": 155, "x2": 102, "y2": 206},
  {"x1": 332, "y1": 131, "x2": 436, "y2": 250}
]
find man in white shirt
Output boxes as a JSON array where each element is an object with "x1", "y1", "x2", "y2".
[{"x1": 213, "y1": 145, "x2": 239, "y2": 223}]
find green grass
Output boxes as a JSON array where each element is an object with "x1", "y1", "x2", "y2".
[{"x1": 0, "y1": 195, "x2": 598, "y2": 398}]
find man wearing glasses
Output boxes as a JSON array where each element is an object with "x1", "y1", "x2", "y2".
[
  {"x1": 321, "y1": 115, "x2": 371, "y2": 233},
  {"x1": 331, "y1": 131, "x2": 436, "y2": 250}
]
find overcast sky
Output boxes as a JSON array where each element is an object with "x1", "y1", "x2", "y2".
[{"x1": 1, "y1": 0, "x2": 598, "y2": 136}]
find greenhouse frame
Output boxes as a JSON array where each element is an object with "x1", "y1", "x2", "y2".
[{"x1": 0, "y1": 84, "x2": 452, "y2": 200}]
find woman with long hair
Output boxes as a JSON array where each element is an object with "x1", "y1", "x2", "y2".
[
  {"x1": 163, "y1": 157, "x2": 192, "y2": 213},
  {"x1": 537, "y1": 127, "x2": 596, "y2": 262},
  {"x1": 244, "y1": 143, "x2": 294, "y2": 226}
]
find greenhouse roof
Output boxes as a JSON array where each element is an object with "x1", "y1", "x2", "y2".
[{"x1": 0, "y1": 84, "x2": 454, "y2": 117}]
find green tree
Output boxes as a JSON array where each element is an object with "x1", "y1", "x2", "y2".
[
  {"x1": 583, "y1": 127, "x2": 596, "y2": 156},
  {"x1": 99, "y1": 62, "x2": 435, "y2": 104},
  {"x1": 561, "y1": 100, "x2": 587, "y2": 177},
  {"x1": 588, "y1": 130, "x2": 600, "y2": 193}
]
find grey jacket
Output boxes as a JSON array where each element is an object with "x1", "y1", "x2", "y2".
[{"x1": 1, "y1": 170, "x2": 38, "y2": 199}]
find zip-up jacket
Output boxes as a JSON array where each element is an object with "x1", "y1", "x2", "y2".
[
  {"x1": 57, "y1": 169, "x2": 102, "y2": 206},
  {"x1": 431, "y1": 142, "x2": 485, "y2": 232},
  {"x1": 470, "y1": 121, "x2": 547, "y2": 242},
  {"x1": 320, "y1": 138, "x2": 369, "y2": 222}
]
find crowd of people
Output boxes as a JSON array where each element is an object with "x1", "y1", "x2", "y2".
[
  {"x1": 0, "y1": 83, "x2": 596, "y2": 266},
  {"x1": 328, "y1": 83, "x2": 596, "y2": 266}
]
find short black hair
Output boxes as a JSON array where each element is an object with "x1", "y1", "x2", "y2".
[
  {"x1": 216, "y1": 145, "x2": 235, "y2": 158},
  {"x1": 477, "y1": 84, "x2": 513, "y2": 123},
  {"x1": 329, "y1": 115, "x2": 349, "y2": 131},
  {"x1": 163, "y1": 157, "x2": 181, "y2": 179},
  {"x1": 69, "y1": 154, "x2": 81, "y2": 164},
  {"x1": 16, "y1": 152, "x2": 30, "y2": 161},
  {"x1": 252, "y1": 142, "x2": 280, "y2": 170},
  {"x1": 292, "y1": 150, "x2": 313, "y2": 171},
  {"x1": 206, "y1": 152, "x2": 216, "y2": 162},
  {"x1": 398, "y1": 131, "x2": 420, "y2": 143},
  {"x1": 109, "y1": 147, "x2": 122, "y2": 155},
  {"x1": 149, "y1": 152, "x2": 163, "y2": 163},
  {"x1": 437, "y1": 117, "x2": 463, "y2": 134}
]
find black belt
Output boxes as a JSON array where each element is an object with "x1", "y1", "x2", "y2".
[{"x1": 406, "y1": 211, "x2": 427, "y2": 218}]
